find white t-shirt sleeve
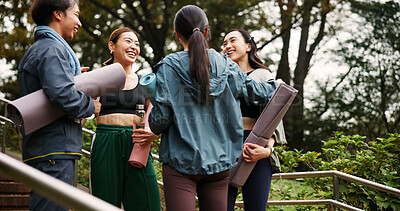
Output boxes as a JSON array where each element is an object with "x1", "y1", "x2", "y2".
[{"x1": 248, "y1": 68, "x2": 275, "y2": 83}]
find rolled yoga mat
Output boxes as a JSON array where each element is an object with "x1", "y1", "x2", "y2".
[
  {"x1": 7, "y1": 63, "x2": 126, "y2": 135},
  {"x1": 229, "y1": 83, "x2": 298, "y2": 187},
  {"x1": 138, "y1": 73, "x2": 156, "y2": 105},
  {"x1": 128, "y1": 73, "x2": 156, "y2": 168},
  {"x1": 128, "y1": 103, "x2": 153, "y2": 168}
]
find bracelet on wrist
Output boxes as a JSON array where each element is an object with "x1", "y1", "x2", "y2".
[{"x1": 268, "y1": 147, "x2": 274, "y2": 156}]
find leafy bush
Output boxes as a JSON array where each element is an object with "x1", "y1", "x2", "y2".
[{"x1": 277, "y1": 132, "x2": 400, "y2": 210}]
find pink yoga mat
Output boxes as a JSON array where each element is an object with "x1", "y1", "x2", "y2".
[
  {"x1": 229, "y1": 83, "x2": 298, "y2": 187},
  {"x1": 7, "y1": 63, "x2": 126, "y2": 135},
  {"x1": 128, "y1": 103, "x2": 153, "y2": 168}
]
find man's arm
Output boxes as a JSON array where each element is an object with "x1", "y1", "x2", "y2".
[{"x1": 38, "y1": 45, "x2": 95, "y2": 118}]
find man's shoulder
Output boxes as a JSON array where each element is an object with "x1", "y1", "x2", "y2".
[
  {"x1": 22, "y1": 38, "x2": 68, "y2": 62},
  {"x1": 34, "y1": 37, "x2": 65, "y2": 52},
  {"x1": 19, "y1": 38, "x2": 68, "y2": 73}
]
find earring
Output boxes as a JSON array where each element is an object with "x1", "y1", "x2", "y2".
[{"x1": 110, "y1": 50, "x2": 113, "y2": 54}]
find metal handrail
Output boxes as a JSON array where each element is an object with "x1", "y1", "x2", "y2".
[
  {"x1": 231, "y1": 170, "x2": 400, "y2": 210},
  {"x1": 235, "y1": 170, "x2": 400, "y2": 209},
  {"x1": 271, "y1": 171, "x2": 400, "y2": 196},
  {"x1": 267, "y1": 200, "x2": 363, "y2": 210},
  {"x1": 2, "y1": 97, "x2": 400, "y2": 210},
  {"x1": 0, "y1": 152, "x2": 119, "y2": 210},
  {"x1": 0, "y1": 98, "x2": 11, "y2": 153},
  {"x1": 0, "y1": 98, "x2": 12, "y2": 104}
]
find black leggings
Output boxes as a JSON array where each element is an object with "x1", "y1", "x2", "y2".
[
  {"x1": 162, "y1": 164, "x2": 229, "y2": 211},
  {"x1": 227, "y1": 130, "x2": 273, "y2": 211}
]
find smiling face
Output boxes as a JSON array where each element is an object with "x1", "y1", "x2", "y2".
[
  {"x1": 222, "y1": 30, "x2": 251, "y2": 63},
  {"x1": 59, "y1": 3, "x2": 81, "y2": 41},
  {"x1": 109, "y1": 32, "x2": 140, "y2": 66}
]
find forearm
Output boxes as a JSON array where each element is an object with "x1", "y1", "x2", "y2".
[
  {"x1": 148, "y1": 104, "x2": 173, "y2": 135},
  {"x1": 40, "y1": 54, "x2": 94, "y2": 118},
  {"x1": 264, "y1": 136, "x2": 275, "y2": 158},
  {"x1": 245, "y1": 79, "x2": 278, "y2": 103}
]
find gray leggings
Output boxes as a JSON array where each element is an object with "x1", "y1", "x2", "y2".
[{"x1": 162, "y1": 164, "x2": 229, "y2": 211}]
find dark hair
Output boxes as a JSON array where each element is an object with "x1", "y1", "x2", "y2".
[
  {"x1": 225, "y1": 29, "x2": 270, "y2": 71},
  {"x1": 29, "y1": 0, "x2": 78, "y2": 26},
  {"x1": 103, "y1": 27, "x2": 137, "y2": 66},
  {"x1": 174, "y1": 5, "x2": 210, "y2": 101}
]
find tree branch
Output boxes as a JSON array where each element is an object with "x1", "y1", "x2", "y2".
[
  {"x1": 305, "y1": 2, "x2": 329, "y2": 76},
  {"x1": 258, "y1": 0, "x2": 300, "y2": 51},
  {"x1": 316, "y1": 66, "x2": 353, "y2": 117}
]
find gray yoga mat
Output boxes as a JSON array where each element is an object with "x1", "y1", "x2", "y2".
[
  {"x1": 7, "y1": 63, "x2": 126, "y2": 135},
  {"x1": 229, "y1": 83, "x2": 298, "y2": 187}
]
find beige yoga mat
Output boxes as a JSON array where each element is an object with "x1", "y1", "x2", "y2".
[
  {"x1": 7, "y1": 63, "x2": 126, "y2": 135},
  {"x1": 229, "y1": 83, "x2": 298, "y2": 187}
]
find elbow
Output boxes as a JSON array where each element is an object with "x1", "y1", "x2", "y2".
[
  {"x1": 148, "y1": 120, "x2": 164, "y2": 135},
  {"x1": 149, "y1": 115, "x2": 173, "y2": 135}
]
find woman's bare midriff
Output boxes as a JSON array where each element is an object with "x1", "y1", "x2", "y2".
[
  {"x1": 96, "y1": 113, "x2": 142, "y2": 126},
  {"x1": 243, "y1": 117, "x2": 256, "y2": 130}
]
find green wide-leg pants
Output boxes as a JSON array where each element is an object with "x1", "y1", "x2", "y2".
[{"x1": 90, "y1": 124, "x2": 161, "y2": 211}]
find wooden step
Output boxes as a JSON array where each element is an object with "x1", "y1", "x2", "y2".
[
  {"x1": 0, "y1": 151, "x2": 29, "y2": 210},
  {"x1": 0, "y1": 181, "x2": 31, "y2": 194},
  {"x1": 0, "y1": 173, "x2": 14, "y2": 181},
  {"x1": 0, "y1": 171, "x2": 31, "y2": 210},
  {"x1": 0, "y1": 194, "x2": 30, "y2": 207}
]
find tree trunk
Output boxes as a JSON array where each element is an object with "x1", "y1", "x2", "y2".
[
  {"x1": 276, "y1": 0, "x2": 294, "y2": 84},
  {"x1": 287, "y1": 0, "x2": 312, "y2": 150}
]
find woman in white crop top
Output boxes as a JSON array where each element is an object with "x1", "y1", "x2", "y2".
[{"x1": 223, "y1": 28, "x2": 287, "y2": 211}]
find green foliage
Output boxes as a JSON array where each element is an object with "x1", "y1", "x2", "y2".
[
  {"x1": 306, "y1": 0, "x2": 400, "y2": 145},
  {"x1": 76, "y1": 0, "x2": 268, "y2": 68},
  {"x1": 1, "y1": 123, "x2": 21, "y2": 153},
  {"x1": 0, "y1": 0, "x2": 351, "y2": 152},
  {"x1": 277, "y1": 132, "x2": 400, "y2": 210},
  {"x1": 82, "y1": 119, "x2": 97, "y2": 151},
  {"x1": 77, "y1": 156, "x2": 90, "y2": 187},
  {"x1": 0, "y1": 0, "x2": 33, "y2": 70},
  {"x1": 1, "y1": 0, "x2": 267, "y2": 100}
]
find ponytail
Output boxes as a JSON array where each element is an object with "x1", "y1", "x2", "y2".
[
  {"x1": 188, "y1": 29, "x2": 210, "y2": 101},
  {"x1": 174, "y1": 5, "x2": 210, "y2": 101}
]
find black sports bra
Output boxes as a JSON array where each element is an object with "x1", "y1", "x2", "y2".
[
  {"x1": 99, "y1": 84, "x2": 146, "y2": 116},
  {"x1": 240, "y1": 71, "x2": 264, "y2": 119}
]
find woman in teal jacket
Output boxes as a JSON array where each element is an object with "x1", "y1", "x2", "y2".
[{"x1": 148, "y1": 5, "x2": 279, "y2": 211}]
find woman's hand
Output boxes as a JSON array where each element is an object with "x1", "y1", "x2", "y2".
[
  {"x1": 81, "y1": 67, "x2": 90, "y2": 72},
  {"x1": 276, "y1": 78, "x2": 285, "y2": 84},
  {"x1": 92, "y1": 99, "x2": 101, "y2": 118},
  {"x1": 242, "y1": 142, "x2": 273, "y2": 163},
  {"x1": 132, "y1": 128, "x2": 159, "y2": 146}
]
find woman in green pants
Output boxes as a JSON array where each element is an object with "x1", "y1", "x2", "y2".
[{"x1": 90, "y1": 27, "x2": 161, "y2": 211}]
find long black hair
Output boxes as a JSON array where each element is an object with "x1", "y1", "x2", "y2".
[
  {"x1": 225, "y1": 29, "x2": 270, "y2": 71},
  {"x1": 174, "y1": 5, "x2": 210, "y2": 101}
]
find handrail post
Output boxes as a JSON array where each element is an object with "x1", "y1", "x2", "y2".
[
  {"x1": 1, "y1": 102, "x2": 6, "y2": 153},
  {"x1": 1, "y1": 121, "x2": 5, "y2": 153},
  {"x1": 333, "y1": 175, "x2": 340, "y2": 211},
  {"x1": 73, "y1": 159, "x2": 78, "y2": 187}
]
